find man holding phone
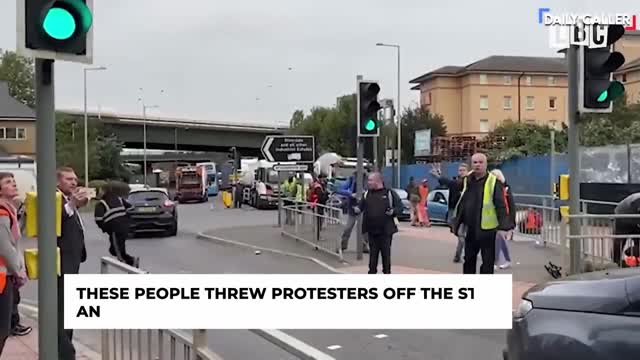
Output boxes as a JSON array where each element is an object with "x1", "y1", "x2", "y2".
[{"x1": 56, "y1": 167, "x2": 89, "y2": 360}]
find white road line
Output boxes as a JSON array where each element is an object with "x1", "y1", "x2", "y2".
[
  {"x1": 327, "y1": 345, "x2": 342, "y2": 350},
  {"x1": 373, "y1": 333, "x2": 388, "y2": 339}
]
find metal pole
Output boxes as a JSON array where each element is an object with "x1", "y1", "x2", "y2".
[
  {"x1": 356, "y1": 75, "x2": 364, "y2": 261},
  {"x1": 568, "y1": 44, "x2": 582, "y2": 275},
  {"x1": 35, "y1": 58, "x2": 58, "y2": 359},
  {"x1": 277, "y1": 171, "x2": 282, "y2": 227},
  {"x1": 143, "y1": 105, "x2": 147, "y2": 186},
  {"x1": 396, "y1": 46, "x2": 401, "y2": 187},
  {"x1": 550, "y1": 129, "x2": 556, "y2": 196},
  {"x1": 83, "y1": 69, "x2": 88, "y2": 186}
]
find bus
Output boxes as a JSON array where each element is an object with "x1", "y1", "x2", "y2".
[{"x1": 197, "y1": 162, "x2": 219, "y2": 196}]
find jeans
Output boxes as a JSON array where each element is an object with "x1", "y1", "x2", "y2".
[
  {"x1": 341, "y1": 214, "x2": 369, "y2": 251},
  {"x1": 495, "y1": 231, "x2": 512, "y2": 264},
  {"x1": 368, "y1": 233, "x2": 392, "y2": 274}
]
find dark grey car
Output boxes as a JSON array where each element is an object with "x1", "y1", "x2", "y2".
[{"x1": 506, "y1": 268, "x2": 640, "y2": 359}]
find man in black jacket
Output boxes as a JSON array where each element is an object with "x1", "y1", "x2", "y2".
[
  {"x1": 453, "y1": 154, "x2": 509, "y2": 274},
  {"x1": 355, "y1": 173, "x2": 403, "y2": 274},
  {"x1": 57, "y1": 167, "x2": 89, "y2": 360},
  {"x1": 432, "y1": 163, "x2": 469, "y2": 262},
  {"x1": 613, "y1": 192, "x2": 640, "y2": 266}
]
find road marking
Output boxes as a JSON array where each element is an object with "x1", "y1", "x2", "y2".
[
  {"x1": 373, "y1": 333, "x2": 388, "y2": 339},
  {"x1": 327, "y1": 345, "x2": 342, "y2": 350}
]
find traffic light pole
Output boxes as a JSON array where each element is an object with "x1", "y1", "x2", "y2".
[
  {"x1": 567, "y1": 44, "x2": 582, "y2": 275},
  {"x1": 35, "y1": 58, "x2": 58, "y2": 359},
  {"x1": 356, "y1": 75, "x2": 364, "y2": 261}
]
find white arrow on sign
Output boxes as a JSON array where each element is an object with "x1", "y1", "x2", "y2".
[
  {"x1": 273, "y1": 164, "x2": 308, "y2": 172},
  {"x1": 261, "y1": 136, "x2": 275, "y2": 162}
]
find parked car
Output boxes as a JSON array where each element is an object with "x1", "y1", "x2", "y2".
[
  {"x1": 127, "y1": 187, "x2": 178, "y2": 237},
  {"x1": 505, "y1": 268, "x2": 640, "y2": 360},
  {"x1": 426, "y1": 189, "x2": 449, "y2": 223},
  {"x1": 391, "y1": 189, "x2": 412, "y2": 221}
]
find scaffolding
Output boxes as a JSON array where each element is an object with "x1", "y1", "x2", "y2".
[{"x1": 416, "y1": 132, "x2": 507, "y2": 164}]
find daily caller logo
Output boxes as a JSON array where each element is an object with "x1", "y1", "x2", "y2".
[{"x1": 538, "y1": 8, "x2": 637, "y2": 49}]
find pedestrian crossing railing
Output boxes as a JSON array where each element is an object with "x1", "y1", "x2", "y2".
[
  {"x1": 100, "y1": 256, "x2": 221, "y2": 360},
  {"x1": 513, "y1": 194, "x2": 562, "y2": 247},
  {"x1": 99, "y1": 256, "x2": 337, "y2": 360},
  {"x1": 280, "y1": 198, "x2": 345, "y2": 260},
  {"x1": 566, "y1": 213, "x2": 640, "y2": 271}
]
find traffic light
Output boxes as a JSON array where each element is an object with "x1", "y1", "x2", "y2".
[
  {"x1": 358, "y1": 81, "x2": 381, "y2": 137},
  {"x1": 17, "y1": 0, "x2": 94, "y2": 63},
  {"x1": 578, "y1": 25, "x2": 626, "y2": 113},
  {"x1": 229, "y1": 147, "x2": 240, "y2": 170}
]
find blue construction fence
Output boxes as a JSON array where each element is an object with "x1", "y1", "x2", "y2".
[{"x1": 383, "y1": 154, "x2": 568, "y2": 197}]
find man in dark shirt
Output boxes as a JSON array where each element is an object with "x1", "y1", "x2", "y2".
[
  {"x1": 356, "y1": 173, "x2": 402, "y2": 274},
  {"x1": 432, "y1": 162, "x2": 469, "y2": 262},
  {"x1": 613, "y1": 193, "x2": 640, "y2": 266},
  {"x1": 453, "y1": 154, "x2": 509, "y2": 274}
]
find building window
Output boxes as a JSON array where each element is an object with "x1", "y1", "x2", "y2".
[
  {"x1": 424, "y1": 92, "x2": 432, "y2": 105},
  {"x1": 0, "y1": 127, "x2": 27, "y2": 140},
  {"x1": 480, "y1": 95, "x2": 489, "y2": 110},
  {"x1": 548, "y1": 76, "x2": 556, "y2": 85},
  {"x1": 549, "y1": 97, "x2": 557, "y2": 110},
  {"x1": 504, "y1": 75, "x2": 512, "y2": 85},
  {"x1": 525, "y1": 76, "x2": 532, "y2": 85},
  {"x1": 503, "y1": 96, "x2": 512, "y2": 109},
  {"x1": 480, "y1": 119, "x2": 489, "y2": 133},
  {"x1": 479, "y1": 74, "x2": 488, "y2": 85},
  {"x1": 526, "y1": 96, "x2": 535, "y2": 110}
]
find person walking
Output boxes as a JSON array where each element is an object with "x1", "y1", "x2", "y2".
[
  {"x1": 94, "y1": 181, "x2": 139, "y2": 267},
  {"x1": 57, "y1": 166, "x2": 89, "y2": 360},
  {"x1": 338, "y1": 172, "x2": 369, "y2": 252},
  {"x1": 417, "y1": 179, "x2": 431, "y2": 227},
  {"x1": 281, "y1": 176, "x2": 298, "y2": 225},
  {"x1": 431, "y1": 162, "x2": 469, "y2": 263},
  {"x1": 452, "y1": 154, "x2": 509, "y2": 274},
  {"x1": 9, "y1": 199, "x2": 31, "y2": 337},
  {"x1": 0, "y1": 172, "x2": 28, "y2": 355},
  {"x1": 355, "y1": 172, "x2": 403, "y2": 274},
  {"x1": 612, "y1": 192, "x2": 640, "y2": 267},
  {"x1": 405, "y1": 177, "x2": 420, "y2": 226},
  {"x1": 491, "y1": 169, "x2": 516, "y2": 270}
]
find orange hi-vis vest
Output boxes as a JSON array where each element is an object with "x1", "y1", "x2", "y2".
[{"x1": 0, "y1": 205, "x2": 19, "y2": 294}]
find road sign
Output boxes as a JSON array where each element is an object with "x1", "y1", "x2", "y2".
[
  {"x1": 273, "y1": 164, "x2": 308, "y2": 172},
  {"x1": 261, "y1": 135, "x2": 315, "y2": 163}
]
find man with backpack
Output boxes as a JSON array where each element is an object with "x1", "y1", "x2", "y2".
[{"x1": 354, "y1": 172, "x2": 403, "y2": 274}]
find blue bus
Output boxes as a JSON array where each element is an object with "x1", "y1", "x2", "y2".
[{"x1": 197, "y1": 162, "x2": 219, "y2": 196}]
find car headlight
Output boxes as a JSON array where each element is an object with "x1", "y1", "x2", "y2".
[{"x1": 513, "y1": 299, "x2": 533, "y2": 318}]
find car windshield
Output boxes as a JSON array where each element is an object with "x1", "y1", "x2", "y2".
[
  {"x1": 129, "y1": 191, "x2": 167, "y2": 202},
  {"x1": 393, "y1": 189, "x2": 408, "y2": 199}
]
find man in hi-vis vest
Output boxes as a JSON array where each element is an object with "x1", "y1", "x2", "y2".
[{"x1": 453, "y1": 153, "x2": 509, "y2": 274}]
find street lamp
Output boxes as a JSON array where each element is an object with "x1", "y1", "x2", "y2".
[
  {"x1": 83, "y1": 66, "x2": 107, "y2": 186},
  {"x1": 138, "y1": 89, "x2": 164, "y2": 186},
  {"x1": 376, "y1": 42, "x2": 401, "y2": 187}
]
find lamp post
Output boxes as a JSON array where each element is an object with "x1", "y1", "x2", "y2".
[
  {"x1": 83, "y1": 66, "x2": 107, "y2": 186},
  {"x1": 138, "y1": 88, "x2": 164, "y2": 186},
  {"x1": 376, "y1": 42, "x2": 401, "y2": 187}
]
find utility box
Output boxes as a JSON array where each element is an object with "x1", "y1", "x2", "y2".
[
  {"x1": 25, "y1": 192, "x2": 62, "y2": 238},
  {"x1": 559, "y1": 175, "x2": 570, "y2": 200}
]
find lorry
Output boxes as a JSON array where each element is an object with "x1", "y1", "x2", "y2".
[
  {"x1": 175, "y1": 165, "x2": 207, "y2": 203},
  {"x1": 237, "y1": 158, "x2": 309, "y2": 209},
  {"x1": 314, "y1": 152, "x2": 372, "y2": 192}
]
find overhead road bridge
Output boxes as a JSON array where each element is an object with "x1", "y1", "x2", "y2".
[{"x1": 58, "y1": 110, "x2": 287, "y2": 156}]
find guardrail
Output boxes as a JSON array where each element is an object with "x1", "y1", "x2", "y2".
[
  {"x1": 99, "y1": 256, "x2": 335, "y2": 360},
  {"x1": 281, "y1": 198, "x2": 345, "y2": 261}
]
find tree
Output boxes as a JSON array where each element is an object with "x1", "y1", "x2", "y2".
[
  {"x1": 579, "y1": 94, "x2": 640, "y2": 146},
  {"x1": 486, "y1": 121, "x2": 568, "y2": 163},
  {"x1": 399, "y1": 107, "x2": 447, "y2": 163},
  {"x1": 0, "y1": 50, "x2": 35, "y2": 108},
  {"x1": 289, "y1": 110, "x2": 304, "y2": 129}
]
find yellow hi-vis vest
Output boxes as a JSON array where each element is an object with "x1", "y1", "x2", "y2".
[{"x1": 455, "y1": 173, "x2": 499, "y2": 230}]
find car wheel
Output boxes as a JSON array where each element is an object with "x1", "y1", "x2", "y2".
[{"x1": 167, "y1": 221, "x2": 178, "y2": 237}]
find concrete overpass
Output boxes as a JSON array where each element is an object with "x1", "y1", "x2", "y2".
[{"x1": 59, "y1": 110, "x2": 287, "y2": 155}]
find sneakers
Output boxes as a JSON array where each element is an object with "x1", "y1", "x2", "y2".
[
  {"x1": 499, "y1": 262, "x2": 511, "y2": 269},
  {"x1": 11, "y1": 324, "x2": 32, "y2": 337}
]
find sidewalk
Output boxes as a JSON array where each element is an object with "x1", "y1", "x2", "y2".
[
  {"x1": 199, "y1": 222, "x2": 568, "y2": 310},
  {"x1": 4, "y1": 305, "x2": 100, "y2": 359}
]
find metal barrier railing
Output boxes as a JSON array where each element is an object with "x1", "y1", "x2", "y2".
[
  {"x1": 100, "y1": 257, "x2": 221, "y2": 360},
  {"x1": 100, "y1": 256, "x2": 335, "y2": 360},
  {"x1": 567, "y1": 213, "x2": 640, "y2": 270},
  {"x1": 281, "y1": 199, "x2": 345, "y2": 260}
]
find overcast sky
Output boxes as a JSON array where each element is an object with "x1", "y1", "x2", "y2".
[{"x1": 0, "y1": 0, "x2": 635, "y2": 126}]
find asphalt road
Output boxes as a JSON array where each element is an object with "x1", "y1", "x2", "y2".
[{"x1": 20, "y1": 197, "x2": 507, "y2": 360}]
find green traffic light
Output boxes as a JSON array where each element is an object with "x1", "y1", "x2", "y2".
[
  {"x1": 43, "y1": 7, "x2": 77, "y2": 40},
  {"x1": 365, "y1": 119, "x2": 376, "y2": 131},
  {"x1": 596, "y1": 81, "x2": 625, "y2": 103}
]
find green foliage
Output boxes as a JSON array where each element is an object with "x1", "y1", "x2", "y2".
[
  {"x1": 579, "y1": 94, "x2": 640, "y2": 146},
  {"x1": 486, "y1": 121, "x2": 568, "y2": 163},
  {"x1": 398, "y1": 107, "x2": 447, "y2": 163},
  {"x1": 55, "y1": 113, "x2": 129, "y2": 182},
  {"x1": 0, "y1": 50, "x2": 35, "y2": 108},
  {"x1": 289, "y1": 94, "x2": 356, "y2": 155}
]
